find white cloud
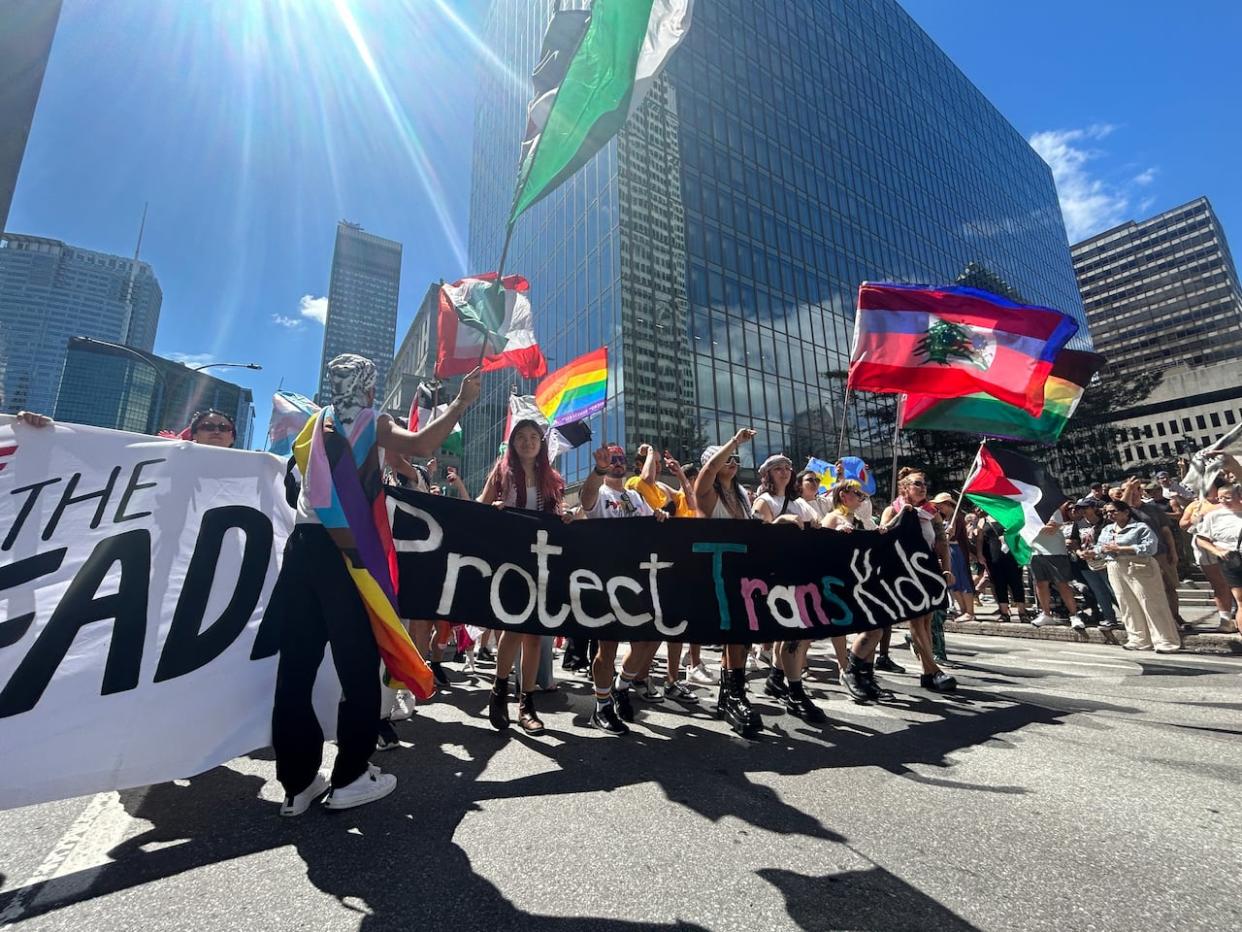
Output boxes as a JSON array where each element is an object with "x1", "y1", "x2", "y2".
[
  {"x1": 165, "y1": 351, "x2": 215, "y2": 368},
  {"x1": 298, "y1": 294, "x2": 328, "y2": 325},
  {"x1": 271, "y1": 314, "x2": 302, "y2": 329},
  {"x1": 1029, "y1": 124, "x2": 1155, "y2": 242}
]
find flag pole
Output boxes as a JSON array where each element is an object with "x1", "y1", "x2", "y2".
[
  {"x1": 948, "y1": 440, "x2": 986, "y2": 531},
  {"x1": 835, "y1": 381, "x2": 853, "y2": 462},
  {"x1": 888, "y1": 415, "x2": 901, "y2": 501}
]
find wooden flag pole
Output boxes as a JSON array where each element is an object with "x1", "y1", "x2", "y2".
[
  {"x1": 835, "y1": 381, "x2": 853, "y2": 462},
  {"x1": 888, "y1": 415, "x2": 901, "y2": 501}
]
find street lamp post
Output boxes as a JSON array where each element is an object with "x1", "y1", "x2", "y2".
[{"x1": 188, "y1": 362, "x2": 262, "y2": 373}]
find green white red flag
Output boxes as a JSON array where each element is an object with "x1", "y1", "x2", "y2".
[{"x1": 435, "y1": 273, "x2": 547, "y2": 379}]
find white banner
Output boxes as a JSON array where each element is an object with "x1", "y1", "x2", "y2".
[{"x1": 0, "y1": 416, "x2": 336, "y2": 810}]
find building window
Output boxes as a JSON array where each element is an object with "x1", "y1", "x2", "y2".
[
  {"x1": 1210, "y1": 411, "x2": 1221, "y2": 428},
  {"x1": 1169, "y1": 420, "x2": 1179, "y2": 433},
  {"x1": 1156, "y1": 422, "x2": 1166, "y2": 437},
  {"x1": 1226, "y1": 409, "x2": 1237, "y2": 426},
  {"x1": 1196, "y1": 414, "x2": 1207, "y2": 430},
  {"x1": 1183, "y1": 418, "x2": 1193, "y2": 431}
]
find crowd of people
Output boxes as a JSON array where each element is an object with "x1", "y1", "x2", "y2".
[{"x1": 13, "y1": 351, "x2": 1241, "y2": 818}]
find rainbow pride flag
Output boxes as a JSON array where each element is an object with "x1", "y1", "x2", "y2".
[
  {"x1": 535, "y1": 347, "x2": 608, "y2": 427},
  {"x1": 901, "y1": 350, "x2": 1105, "y2": 443}
]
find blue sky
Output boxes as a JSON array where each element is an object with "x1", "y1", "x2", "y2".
[{"x1": 11, "y1": 0, "x2": 1240, "y2": 447}]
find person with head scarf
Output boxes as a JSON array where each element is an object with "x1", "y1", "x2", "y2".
[
  {"x1": 271, "y1": 354, "x2": 479, "y2": 816},
  {"x1": 478, "y1": 415, "x2": 566, "y2": 736}
]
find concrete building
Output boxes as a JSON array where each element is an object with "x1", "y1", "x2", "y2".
[
  {"x1": 55, "y1": 336, "x2": 254, "y2": 447},
  {"x1": 316, "y1": 221, "x2": 402, "y2": 406},
  {"x1": 1071, "y1": 197, "x2": 1242, "y2": 470},
  {"x1": 0, "y1": 0, "x2": 62, "y2": 231},
  {"x1": 0, "y1": 232, "x2": 162, "y2": 415},
  {"x1": 462, "y1": 0, "x2": 1088, "y2": 491}
]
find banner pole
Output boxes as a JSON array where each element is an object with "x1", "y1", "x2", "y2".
[
  {"x1": 948, "y1": 440, "x2": 986, "y2": 530},
  {"x1": 888, "y1": 415, "x2": 901, "y2": 501},
  {"x1": 835, "y1": 382, "x2": 853, "y2": 462}
]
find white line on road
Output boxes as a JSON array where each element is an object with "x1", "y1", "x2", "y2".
[{"x1": 0, "y1": 789, "x2": 141, "y2": 927}]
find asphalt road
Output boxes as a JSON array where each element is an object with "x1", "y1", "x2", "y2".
[{"x1": 1, "y1": 633, "x2": 1239, "y2": 932}]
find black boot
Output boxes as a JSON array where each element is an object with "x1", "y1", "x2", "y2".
[
  {"x1": 724, "y1": 670, "x2": 761, "y2": 738},
  {"x1": 842, "y1": 652, "x2": 875, "y2": 703},
  {"x1": 488, "y1": 678, "x2": 510, "y2": 730},
  {"x1": 764, "y1": 668, "x2": 788, "y2": 699},
  {"x1": 430, "y1": 660, "x2": 450, "y2": 687},
  {"x1": 783, "y1": 679, "x2": 827, "y2": 723},
  {"x1": 518, "y1": 691, "x2": 545, "y2": 735},
  {"x1": 715, "y1": 674, "x2": 728, "y2": 718}
]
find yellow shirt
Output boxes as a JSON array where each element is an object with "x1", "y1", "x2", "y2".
[{"x1": 625, "y1": 476, "x2": 698, "y2": 518}]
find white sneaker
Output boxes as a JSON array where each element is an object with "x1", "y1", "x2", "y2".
[
  {"x1": 639, "y1": 680, "x2": 665, "y2": 703},
  {"x1": 1031, "y1": 612, "x2": 1059, "y2": 627},
  {"x1": 1069, "y1": 614, "x2": 1087, "y2": 631},
  {"x1": 388, "y1": 691, "x2": 416, "y2": 722},
  {"x1": 323, "y1": 766, "x2": 397, "y2": 810},
  {"x1": 280, "y1": 771, "x2": 330, "y2": 817},
  {"x1": 688, "y1": 663, "x2": 715, "y2": 686}
]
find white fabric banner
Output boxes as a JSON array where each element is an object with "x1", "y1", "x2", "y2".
[{"x1": 0, "y1": 416, "x2": 337, "y2": 810}]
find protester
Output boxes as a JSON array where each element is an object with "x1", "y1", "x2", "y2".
[
  {"x1": 1181, "y1": 476, "x2": 1238, "y2": 631},
  {"x1": 695, "y1": 428, "x2": 763, "y2": 736},
  {"x1": 1028, "y1": 503, "x2": 1088, "y2": 630},
  {"x1": 753, "y1": 454, "x2": 827, "y2": 723},
  {"x1": 271, "y1": 354, "x2": 479, "y2": 815},
  {"x1": 578, "y1": 443, "x2": 668, "y2": 736},
  {"x1": 1095, "y1": 499, "x2": 1182, "y2": 653},
  {"x1": 477, "y1": 417, "x2": 567, "y2": 736},
  {"x1": 1194, "y1": 483, "x2": 1242, "y2": 634},
  {"x1": 975, "y1": 512, "x2": 1029, "y2": 622},
  {"x1": 187, "y1": 408, "x2": 239, "y2": 447},
  {"x1": 1070, "y1": 499, "x2": 1120, "y2": 630},
  {"x1": 798, "y1": 469, "x2": 833, "y2": 521},
  {"x1": 932, "y1": 493, "x2": 977, "y2": 622}
]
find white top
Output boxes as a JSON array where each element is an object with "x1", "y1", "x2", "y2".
[
  {"x1": 1200, "y1": 508, "x2": 1242, "y2": 552},
  {"x1": 501, "y1": 482, "x2": 542, "y2": 511},
  {"x1": 801, "y1": 495, "x2": 832, "y2": 520},
  {"x1": 708, "y1": 487, "x2": 753, "y2": 520},
  {"x1": 1030, "y1": 510, "x2": 1069, "y2": 557},
  {"x1": 753, "y1": 492, "x2": 817, "y2": 526},
  {"x1": 584, "y1": 484, "x2": 653, "y2": 519}
]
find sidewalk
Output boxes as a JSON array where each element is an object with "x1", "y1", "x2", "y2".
[{"x1": 945, "y1": 581, "x2": 1241, "y2": 656}]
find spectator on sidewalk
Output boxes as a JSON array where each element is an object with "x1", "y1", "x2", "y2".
[
  {"x1": 1097, "y1": 500, "x2": 1182, "y2": 653},
  {"x1": 977, "y1": 512, "x2": 1030, "y2": 622},
  {"x1": 1194, "y1": 483, "x2": 1242, "y2": 635},
  {"x1": 1181, "y1": 475, "x2": 1238, "y2": 631},
  {"x1": 1071, "y1": 499, "x2": 1119, "y2": 630},
  {"x1": 1029, "y1": 503, "x2": 1088, "y2": 631}
]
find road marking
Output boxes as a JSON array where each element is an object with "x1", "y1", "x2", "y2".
[{"x1": 0, "y1": 789, "x2": 140, "y2": 927}]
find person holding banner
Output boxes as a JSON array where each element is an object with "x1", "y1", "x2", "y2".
[
  {"x1": 578, "y1": 443, "x2": 668, "y2": 735},
  {"x1": 272, "y1": 354, "x2": 479, "y2": 815},
  {"x1": 695, "y1": 429, "x2": 764, "y2": 737},
  {"x1": 478, "y1": 417, "x2": 567, "y2": 737}
]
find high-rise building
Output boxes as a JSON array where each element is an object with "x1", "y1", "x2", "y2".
[
  {"x1": 0, "y1": 233, "x2": 162, "y2": 415},
  {"x1": 0, "y1": 0, "x2": 62, "y2": 231},
  {"x1": 1070, "y1": 197, "x2": 1242, "y2": 469},
  {"x1": 55, "y1": 337, "x2": 254, "y2": 447},
  {"x1": 316, "y1": 221, "x2": 402, "y2": 405},
  {"x1": 462, "y1": 0, "x2": 1088, "y2": 491}
]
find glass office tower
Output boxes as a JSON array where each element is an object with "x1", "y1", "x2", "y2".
[
  {"x1": 316, "y1": 221, "x2": 402, "y2": 405},
  {"x1": 464, "y1": 0, "x2": 1088, "y2": 490}
]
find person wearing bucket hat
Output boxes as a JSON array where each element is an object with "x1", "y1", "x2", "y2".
[
  {"x1": 477, "y1": 416, "x2": 567, "y2": 737},
  {"x1": 695, "y1": 428, "x2": 764, "y2": 737},
  {"x1": 578, "y1": 441, "x2": 669, "y2": 735},
  {"x1": 932, "y1": 492, "x2": 977, "y2": 623},
  {"x1": 752, "y1": 453, "x2": 828, "y2": 723}
]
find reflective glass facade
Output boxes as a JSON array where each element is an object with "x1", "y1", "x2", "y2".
[
  {"x1": 316, "y1": 221, "x2": 402, "y2": 405},
  {"x1": 464, "y1": 0, "x2": 1087, "y2": 490},
  {"x1": 55, "y1": 337, "x2": 254, "y2": 447},
  {"x1": 0, "y1": 233, "x2": 162, "y2": 416}
]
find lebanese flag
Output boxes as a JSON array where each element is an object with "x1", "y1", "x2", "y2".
[
  {"x1": 847, "y1": 283, "x2": 1079, "y2": 415},
  {"x1": 963, "y1": 444, "x2": 1069, "y2": 565},
  {"x1": 435, "y1": 273, "x2": 547, "y2": 379}
]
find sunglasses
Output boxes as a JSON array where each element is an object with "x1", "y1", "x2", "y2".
[
  {"x1": 196, "y1": 423, "x2": 234, "y2": 434},
  {"x1": 907, "y1": 479, "x2": 926, "y2": 488},
  {"x1": 608, "y1": 455, "x2": 627, "y2": 465},
  {"x1": 725, "y1": 455, "x2": 741, "y2": 465}
]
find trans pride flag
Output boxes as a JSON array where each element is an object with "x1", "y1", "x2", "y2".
[
  {"x1": 267, "y1": 390, "x2": 319, "y2": 456},
  {"x1": 847, "y1": 283, "x2": 1078, "y2": 416}
]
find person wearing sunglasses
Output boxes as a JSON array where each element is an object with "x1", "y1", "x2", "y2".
[
  {"x1": 1095, "y1": 499, "x2": 1181, "y2": 652},
  {"x1": 578, "y1": 443, "x2": 668, "y2": 735},
  {"x1": 695, "y1": 428, "x2": 764, "y2": 736},
  {"x1": 188, "y1": 409, "x2": 238, "y2": 448}
]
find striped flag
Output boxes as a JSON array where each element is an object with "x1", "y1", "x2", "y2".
[
  {"x1": 900, "y1": 350, "x2": 1105, "y2": 443},
  {"x1": 435, "y1": 274, "x2": 547, "y2": 379},
  {"x1": 511, "y1": 0, "x2": 694, "y2": 222},
  {"x1": 408, "y1": 382, "x2": 462, "y2": 456},
  {"x1": 267, "y1": 390, "x2": 319, "y2": 456},
  {"x1": 964, "y1": 445, "x2": 1069, "y2": 565},
  {"x1": 847, "y1": 283, "x2": 1079, "y2": 416}
]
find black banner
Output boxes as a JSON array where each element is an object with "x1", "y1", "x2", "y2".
[{"x1": 389, "y1": 490, "x2": 949, "y2": 644}]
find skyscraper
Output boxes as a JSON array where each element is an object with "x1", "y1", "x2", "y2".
[
  {"x1": 463, "y1": 0, "x2": 1088, "y2": 491},
  {"x1": 0, "y1": 232, "x2": 162, "y2": 415},
  {"x1": 1070, "y1": 196, "x2": 1242, "y2": 468},
  {"x1": 0, "y1": 0, "x2": 62, "y2": 231},
  {"x1": 316, "y1": 221, "x2": 402, "y2": 405},
  {"x1": 55, "y1": 336, "x2": 254, "y2": 447}
]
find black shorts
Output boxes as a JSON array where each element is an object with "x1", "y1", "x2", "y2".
[
  {"x1": 1030, "y1": 554, "x2": 1073, "y2": 584},
  {"x1": 1223, "y1": 558, "x2": 1242, "y2": 589}
]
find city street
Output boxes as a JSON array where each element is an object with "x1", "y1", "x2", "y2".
[{"x1": 1, "y1": 633, "x2": 1238, "y2": 932}]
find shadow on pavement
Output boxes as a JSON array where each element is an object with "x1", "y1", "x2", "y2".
[{"x1": 0, "y1": 663, "x2": 1110, "y2": 930}]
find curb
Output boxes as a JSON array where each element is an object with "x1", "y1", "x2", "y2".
[{"x1": 942, "y1": 618, "x2": 1242, "y2": 656}]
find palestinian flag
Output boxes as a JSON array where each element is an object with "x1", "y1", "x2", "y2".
[
  {"x1": 963, "y1": 445, "x2": 1069, "y2": 565},
  {"x1": 408, "y1": 381, "x2": 462, "y2": 456},
  {"x1": 510, "y1": 0, "x2": 694, "y2": 222},
  {"x1": 900, "y1": 350, "x2": 1106, "y2": 443},
  {"x1": 435, "y1": 273, "x2": 547, "y2": 379}
]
